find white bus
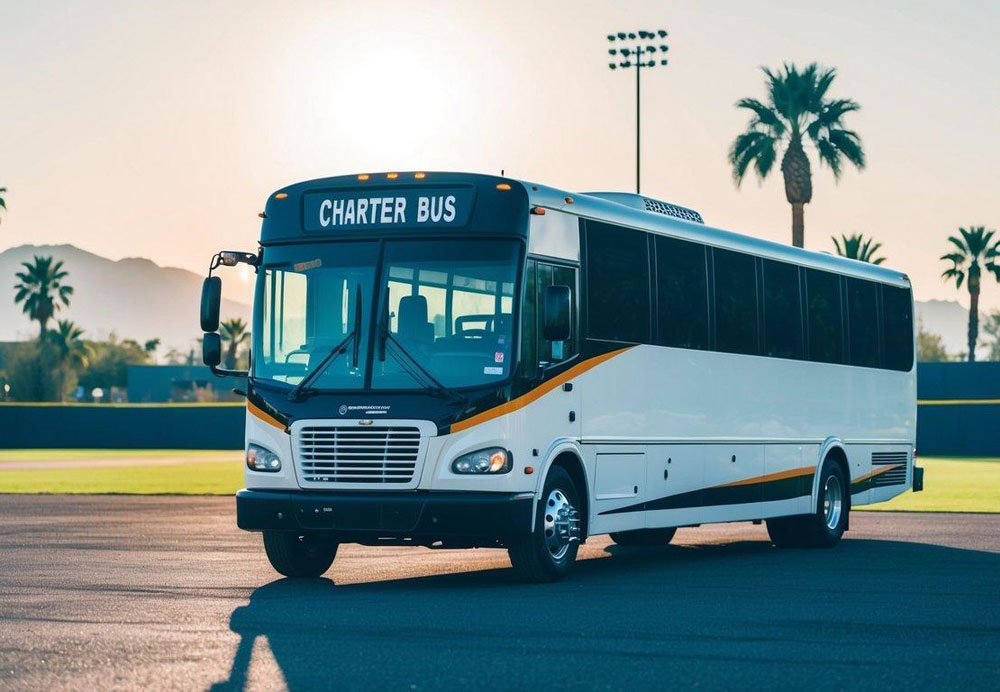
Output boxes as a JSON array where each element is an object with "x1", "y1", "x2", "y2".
[{"x1": 199, "y1": 172, "x2": 921, "y2": 582}]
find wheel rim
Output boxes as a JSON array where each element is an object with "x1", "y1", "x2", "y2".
[
  {"x1": 823, "y1": 474, "x2": 843, "y2": 530},
  {"x1": 543, "y1": 488, "x2": 581, "y2": 560}
]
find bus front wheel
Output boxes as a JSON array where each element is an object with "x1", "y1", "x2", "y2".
[
  {"x1": 508, "y1": 466, "x2": 583, "y2": 582},
  {"x1": 262, "y1": 531, "x2": 339, "y2": 578},
  {"x1": 767, "y1": 459, "x2": 849, "y2": 549}
]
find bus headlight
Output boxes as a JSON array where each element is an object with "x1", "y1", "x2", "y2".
[
  {"x1": 452, "y1": 448, "x2": 511, "y2": 474},
  {"x1": 246, "y1": 444, "x2": 281, "y2": 472}
]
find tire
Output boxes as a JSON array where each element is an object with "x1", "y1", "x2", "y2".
[
  {"x1": 262, "y1": 531, "x2": 339, "y2": 578},
  {"x1": 767, "y1": 458, "x2": 849, "y2": 549},
  {"x1": 508, "y1": 466, "x2": 583, "y2": 582},
  {"x1": 609, "y1": 527, "x2": 677, "y2": 546}
]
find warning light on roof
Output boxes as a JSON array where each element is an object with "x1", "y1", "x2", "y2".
[
  {"x1": 386, "y1": 172, "x2": 399, "y2": 180},
  {"x1": 414, "y1": 172, "x2": 426, "y2": 179},
  {"x1": 496, "y1": 183, "x2": 512, "y2": 191},
  {"x1": 275, "y1": 193, "x2": 288, "y2": 200},
  {"x1": 357, "y1": 174, "x2": 370, "y2": 181}
]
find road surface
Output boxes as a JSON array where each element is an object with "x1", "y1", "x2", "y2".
[{"x1": 0, "y1": 495, "x2": 998, "y2": 690}]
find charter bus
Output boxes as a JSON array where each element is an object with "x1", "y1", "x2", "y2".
[{"x1": 199, "y1": 171, "x2": 922, "y2": 582}]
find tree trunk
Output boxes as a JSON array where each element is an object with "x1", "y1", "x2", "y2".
[
  {"x1": 38, "y1": 317, "x2": 49, "y2": 341},
  {"x1": 968, "y1": 289, "x2": 979, "y2": 362},
  {"x1": 791, "y1": 203, "x2": 805, "y2": 248}
]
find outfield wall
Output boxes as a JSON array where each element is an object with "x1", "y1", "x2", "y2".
[
  {"x1": 0, "y1": 404, "x2": 244, "y2": 449},
  {"x1": 0, "y1": 363, "x2": 998, "y2": 453},
  {"x1": 915, "y1": 362, "x2": 1000, "y2": 456}
]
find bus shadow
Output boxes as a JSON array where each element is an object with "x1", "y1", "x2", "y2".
[{"x1": 210, "y1": 537, "x2": 1000, "y2": 690}]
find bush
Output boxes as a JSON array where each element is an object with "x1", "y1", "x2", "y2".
[{"x1": 5, "y1": 341, "x2": 62, "y2": 402}]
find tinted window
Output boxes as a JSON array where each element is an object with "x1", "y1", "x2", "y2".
[
  {"x1": 519, "y1": 260, "x2": 537, "y2": 375},
  {"x1": 847, "y1": 278, "x2": 880, "y2": 367},
  {"x1": 882, "y1": 285, "x2": 914, "y2": 371},
  {"x1": 762, "y1": 259, "x2": 804, "y2": 359},
  {"x1": 537, "y1": 263, "x2": 577, "y2": 364},
  {"x1": 806, "y1": 269, "x2": 843, "y2": 363},
  {"x1": 713, "y1": 249, "x2": 759, "y2": 355},
  {"x1": 586, "y1": 222, "x2": 650, "y2": 343},
  {"x1": 655, "y1": 235, "x2": 709, "y2": 349}
]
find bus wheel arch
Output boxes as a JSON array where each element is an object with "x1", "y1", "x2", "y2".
[
  {"x1": 815, "y1": 442, "x2": 851, "y2": 529},
  {"x1": 537, "y1": 446, "x2": 590, "y2": 539}
]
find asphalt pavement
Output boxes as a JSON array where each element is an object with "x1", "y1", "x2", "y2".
[{"x1": 0, "y1": 495, "x2": 998, "y2": 690}]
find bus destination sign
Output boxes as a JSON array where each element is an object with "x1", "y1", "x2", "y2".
[{"x1": 303, "y1": 187, "x2": 476, "y2": 232}]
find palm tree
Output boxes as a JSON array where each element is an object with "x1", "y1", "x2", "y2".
[
  {"x1": 940, "y1": 226, "x2": 1000, "y2": 362},
  {"x1": 46, "y1": 319, "x2": 93, "y2": 400},
  {"x1": 220, "y1": 318, "x2": 250, "y2": 369},
  {"x1": 832, "y1": 233, "x2": 886, "y2": 264},
  {"x1": 14, "y1": 256, "x2": 73, "y2": 339},
  {"x1": 729, "y1": 62, "x2": 866, "y2": 248}
]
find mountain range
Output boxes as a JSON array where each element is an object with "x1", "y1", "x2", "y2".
[
  {"x1": 1, "y1": 244, "x2": 250, "y2": 356},
  {"x1": 0, "y1": 243, "x2": 986, "y2": 359}
]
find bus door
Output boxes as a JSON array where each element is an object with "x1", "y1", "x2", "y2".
[{"x1": 521, "y1": 259, "x2": 581, "y2": 441}]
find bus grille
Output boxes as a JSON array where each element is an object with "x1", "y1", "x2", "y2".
[
  {"x1": 871, "y1": 451, "x2": 908, "y2": 487},
  {"x1": 297, "y1": 426, "x2": 422, "y2": 484}
]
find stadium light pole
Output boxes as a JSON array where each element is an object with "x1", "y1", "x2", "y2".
[{"x1": 607, "y1": 30, "x2": 669, "y2": 193}]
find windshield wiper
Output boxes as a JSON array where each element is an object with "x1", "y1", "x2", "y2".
[
  {"x1": 287, "y1": 285, "x2": 363, "y2": 402},
  {"x1": 376, "y1": 301, "x2": 467, "y2": 405}
]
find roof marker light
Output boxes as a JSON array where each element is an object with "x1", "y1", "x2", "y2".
[
  {"x1": 386, "y1": 172, "x2": 399, "y2": 180},
  {"x1": 496, "y1": 183, "x2": 511, "y2": 191},
  {"x1": 530, "y1": 206, "x2": 546, "y2": 215},
  {"x1": 414, "y1": 172, "x2": 426, "y2": 179},
  {"x1": 258, "y1": 212, "x2": 266, "y2": 218},
  {"x1": 564, "y1": 196, "x2": 574, "y2": 204},
  {"x1": 275, "y1": 193, "x2": 288, "y2": 200},
  {"x1": 357, "y1": 174, "x2": 370, "y2": 181}
]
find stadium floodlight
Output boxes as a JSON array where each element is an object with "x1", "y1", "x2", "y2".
[{"x1": 604, "y1": 28, "x2": 670, "y2": 193}]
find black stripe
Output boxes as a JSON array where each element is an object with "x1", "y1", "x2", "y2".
[{"x1": 599, "y1": 474, "x2": 812, "y2": 516}]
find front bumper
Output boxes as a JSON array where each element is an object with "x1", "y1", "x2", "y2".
[{"x1": 236, "y1": 488, "x2": 535, "y2": 546}]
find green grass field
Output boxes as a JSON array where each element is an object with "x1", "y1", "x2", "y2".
[
  {"x1": 0, "y1": 451, "x2": 996, "y2": 511},
  {"x1": 856, "y1": 457, "x2": 1000, "y2": 514}
]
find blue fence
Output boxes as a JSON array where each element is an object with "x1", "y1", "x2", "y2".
[
  {"x1": 916, "y1": 362, "x2": 1000, "y2": 456},
  {"x1": 0, "y1": 363, "x2": 998, "y2": 453},
  {"x1": 0, "y1": 404, "x2": 244, "y2": 449}
]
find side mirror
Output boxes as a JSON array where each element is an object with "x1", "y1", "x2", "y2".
[
  {"x1": 203, "y1": 332, "x2": 222, "y2": 367},
  {"x1": 542, "y1": 285, "x2": 571, "y2": 342},
  {"x1": 200, "y1": 276, "x2": 222, "y2": 332}
]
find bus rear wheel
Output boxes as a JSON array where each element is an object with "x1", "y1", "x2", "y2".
[
  {"x1": 262, "y1": 531, "x2": 339, "y2": 578},
  {"x1": 767, "y1": 459, "x2": 848, "y2": 549},
  {"x1": 508, "y1": 466, "x2": 583, "y2": 582},
  {"x1": 609, "y1": 527, "x2": 677, "y2": 546}
]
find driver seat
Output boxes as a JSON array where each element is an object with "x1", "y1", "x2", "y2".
[{"x1": 397, "y1": 295, "x2": 434, "y2": 344}]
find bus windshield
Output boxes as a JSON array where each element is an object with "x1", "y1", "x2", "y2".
[{"x1": 252, "y1": 239, "x2": 519, "y2": 392}]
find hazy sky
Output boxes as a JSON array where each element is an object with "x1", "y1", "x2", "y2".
[{"x1": 2, "y1": 0, "x2": 998, "y2": 308}]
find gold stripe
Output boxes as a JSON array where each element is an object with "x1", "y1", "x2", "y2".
[
  {"x1": 247, "y1": 400, "x2": 288, "y2": 432},
  {"x1": 449, "y1": 347, "x2": 634, "y2": 433},
  {"x1": 918, "y1": 398, "x2": 1000, "y2": 406},
  {"x1": 716, "y1": 465, "x2": 816, "y2": 488},
  {"x1": 852, "y1": 463, "x2": 903, "y2": 484}
]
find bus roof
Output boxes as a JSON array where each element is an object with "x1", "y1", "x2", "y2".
[
  {"x1": 520, "y1": 179, "x2": 911, "y2": 289},
  {"x1": 261, "y1": 171, "x2": 909, "y2": 289}
]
